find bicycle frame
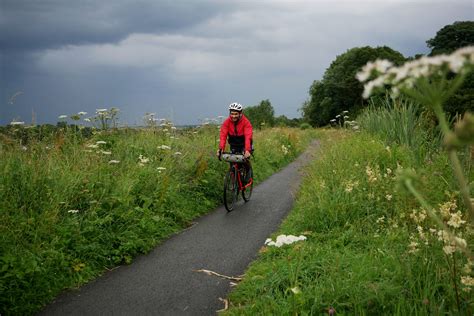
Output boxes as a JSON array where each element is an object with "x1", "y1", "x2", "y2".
[{"x1": 229, "y1": 161, "x2": 253, "y2": 191}]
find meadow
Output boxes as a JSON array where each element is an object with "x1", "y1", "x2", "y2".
[{"x1": 0, "y1": 122, "x2": 317, "y2": 315}]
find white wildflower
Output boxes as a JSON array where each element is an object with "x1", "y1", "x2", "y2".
[
  {"x1": 157, "y1": 167, "x2": 166, "y2": 171},
  {"x1": 108, "y1": 160, "x2": 120, "y2": 164},
  {"x1": 68, "y1": 209, "x2": 79, "y2": 214},
  {"x1": 443, "y1": 245, "x2": 456, "y2": 255},
  {"x1": 365, "y1": 165, "x2": 379, "y2": 183},
  {"x1": 447, "y1": 211, "x2": 466, "y2": 228},
  {"x1": 360, "y1": 46, "x2": 474, "y2": 98},
  {"x1": 463, "y1": 260, "x2": 473, "y2": 274},
  {"x1": 159, "y1": 145, "x2": 171, "y2": 150},
  {"x1": 100, "y1": 151, "x2": 112, "y2": 155},
  {"x1": 78, "y1": 111, "x2": 87, "y2": 115},
  {"x1": 385, "y1": 194, "x2": 392, "y2": 201},
  {"x1": 408, "y1": 241, "x2": 419, "y2": 254},
  {"x1": 344, "y1": 180, "x2": 359, "y2": 193},
  {"x1": 58, "y1": 115, "x2": 68, "y2": 119},
  {"x1": 439, "y1": 200, "x2": 457, "y2": 219},
  {"x1": 10, "y1": 121, "x2": 25, "y2": 125},
  {"x1": 173, "y1": 152, "x2": 182, "y2": 156},
  {"x1": 437, "y1": 230, "x2": 450, "y2": 243},
  {"x1": 96, "y1": 141, "x2": 107, "y2": 145},
  {"x1": 454, "y1": 237, "x2": 466, "y2": 251},
  {"x1": 461, "y1": 276, "x2": 474, "y2": 287},
  {"x1": 87, "y1": 144, "x2": 99, "y2": 149},
  {"x1": 138, "y1": 154, "x2": 150, "y2": 166}
]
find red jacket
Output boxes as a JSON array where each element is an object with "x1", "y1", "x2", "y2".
[{"x1": 219, "y1": 114, "x2": 253, "y2": 152}]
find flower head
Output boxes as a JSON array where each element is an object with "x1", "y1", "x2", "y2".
[
  {"x1": 358, "y1": 46, "x2": 474, "y2": 99},
  {"x1": 10, "y1": 121, "x2": 25, "y2": 126},
  {"x1": 447, "y1": 211, "x2": 466, "y2": 228}
]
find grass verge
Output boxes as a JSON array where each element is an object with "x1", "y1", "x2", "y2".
[{"x1": 225, "y1": 129, "x2": 473, "y2": 315}]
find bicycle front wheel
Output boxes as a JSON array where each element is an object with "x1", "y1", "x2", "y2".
[{"x1": 223, "y1": 167, "x2": 238, "y2": 211}]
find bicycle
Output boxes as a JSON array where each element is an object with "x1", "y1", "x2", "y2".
[{"x1": 219, "y1": 151, "x2": 254, "y2": 212}]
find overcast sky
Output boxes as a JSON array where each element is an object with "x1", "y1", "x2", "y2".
[{"x1": 1, "y1": 0, "x2": 473, "y2": 126}]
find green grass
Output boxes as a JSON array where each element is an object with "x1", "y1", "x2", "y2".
[
  {"x1": 0, "y1": 125, "x2": 317, "y2": 315},
  {"x1": 225, "y1": 129, "x2": 473, "y2": 315},
  {"x1": 357, "y1": 96, "x2": 441, "y2": 163}
]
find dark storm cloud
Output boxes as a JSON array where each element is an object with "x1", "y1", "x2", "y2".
[{"x1": 0, "y1": 0, "x2": 235, "y2": 52}]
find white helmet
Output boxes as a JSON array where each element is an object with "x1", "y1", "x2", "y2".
[{"x1": 228, "y1": 102, "x2": 243, "y2": 112}]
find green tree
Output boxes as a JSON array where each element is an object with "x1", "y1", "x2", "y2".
[
  {"x1": 245, "y1": 99, "x2": 275, "y2": 129},
  {"x1": 427, "y1": 21, "x2": 474, "y2": 56},
  {"x1": 427, "y1": 21, "x2": 474, "y2": 116},
  {"x1": 302, "y1": 46, "x2": 406, "y2": 126},
  {"x1": 274, "y1": 115, "x2": 301, "y2": 127}
]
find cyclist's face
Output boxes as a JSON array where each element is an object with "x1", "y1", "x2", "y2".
[{"x1": 230, "y1": 111, "x2": 241, "y2": 122}]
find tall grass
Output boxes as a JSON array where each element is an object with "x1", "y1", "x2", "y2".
[
  {"x1": 357, "y1": 96, "x2": 441, "y2": 162},
  {"x1": 0, "y1": 125, "x2": 317, "y2": 315},
  {"x1": 225, "y1": 129, "x2": 473, "y2": 314}
]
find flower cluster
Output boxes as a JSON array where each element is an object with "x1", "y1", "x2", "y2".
[
  {"x1": 365, "y1": 165, "x2": 380, "y2": 183},
  {"x1": 356, "y1": 46, "x2": 474, "y2": 99},
  {"x1": 343, "y1": 179, "x2": 359, "y2": 193},
  {"x1": 138, "y1": 154, "x2": 150, "y2": 167}
]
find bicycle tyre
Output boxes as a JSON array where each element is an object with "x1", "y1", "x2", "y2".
[
  {"x1": 223, "y1": 167, "x2": 238, "y2": 211},
  {"x1": 242, "y1": 165, "x2": 253, "y2": 202}
]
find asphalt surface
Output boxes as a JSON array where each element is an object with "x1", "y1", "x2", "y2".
[{"x1": 40, "y1": 141, "x2": 320, "y2": 316}]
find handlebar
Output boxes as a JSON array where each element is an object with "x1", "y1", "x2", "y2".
[{"x1": 220, "y1": 152, "x2": 249, "y2": 163}]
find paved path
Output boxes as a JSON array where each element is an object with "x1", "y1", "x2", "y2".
[{"x1": 40, "y1": 141, "x2": 319, "y2": 316}]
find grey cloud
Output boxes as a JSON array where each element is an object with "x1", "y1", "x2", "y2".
[
  {"x1": 1, "y1": 0, "x2": 472, "y2": 126},
  {"x1": 0, "y1": 0, "x2": 236, "y2": 52}
]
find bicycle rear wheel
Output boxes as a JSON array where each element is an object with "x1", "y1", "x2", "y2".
[
  {"x1": 224, "y1": 167, "x2": 238, "y2": 211},
  {"x1": 242, "y1": 165, "x2": 253, "y2": 202}
]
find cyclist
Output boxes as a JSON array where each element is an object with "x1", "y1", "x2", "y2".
[{"x1": 217, "y1": 102, "x2": 253, "y2": 181}]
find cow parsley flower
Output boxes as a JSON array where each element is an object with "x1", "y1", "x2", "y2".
[
  {"x1": 10, "y1": 121, "x2": 25, "y2": 126},
  {"x1": 357, "y1": 46, "x2": 474, "y2": 99}
]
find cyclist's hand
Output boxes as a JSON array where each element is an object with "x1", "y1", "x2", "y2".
[{"x1": 244, "y1": 150, "x2": 251, "y2": 159}]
